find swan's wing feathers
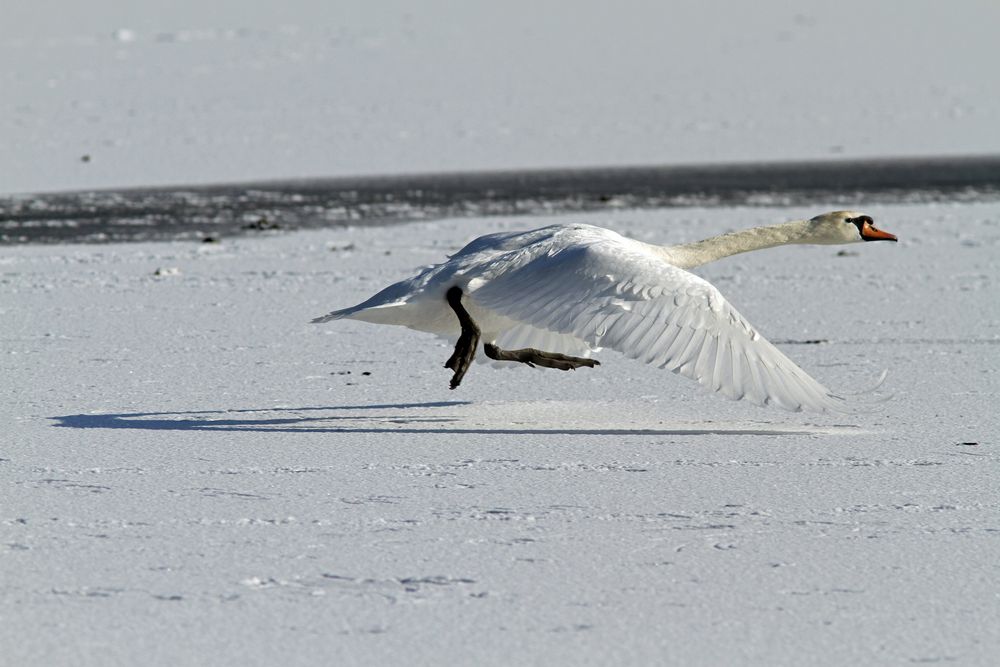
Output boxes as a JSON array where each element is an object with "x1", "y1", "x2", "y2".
[{"x1": 472, "y1": 241, "x2": 848, "y2": 412}]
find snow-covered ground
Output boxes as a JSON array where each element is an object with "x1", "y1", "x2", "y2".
[
  {"x1": 3, "y1": 0, "x2": 1000, "y2": 194},
  {"x1": 3, "y1": 203, "x2": 999, "y2": 665}
]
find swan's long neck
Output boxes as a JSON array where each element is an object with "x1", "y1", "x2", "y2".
[{"x1": 660, "y1": 220, "x2": 813, "y2": 269}]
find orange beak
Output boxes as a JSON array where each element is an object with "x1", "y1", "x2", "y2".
[{"x1": 861, "y1": 221, "x2": 897, "y2": 242}]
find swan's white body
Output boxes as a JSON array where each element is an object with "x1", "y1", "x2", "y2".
[{"x1": 314, "y1": 211, "x2": 896, "y2": 412}]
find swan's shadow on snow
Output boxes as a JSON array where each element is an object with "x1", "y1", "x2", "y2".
[{"x1": 51, "y1": 401, "x2": 837, "y2": 436}]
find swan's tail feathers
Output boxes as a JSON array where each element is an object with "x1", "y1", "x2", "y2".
[
  {"x1": 311, "y1": 301, "x2": 410, "y2": 325},
  {"x1": 311, "y1": 305, "x2": 370, "y2": 324},
  {"x1": 311, "y1": 309, "x2": 349, "y2": 324}
]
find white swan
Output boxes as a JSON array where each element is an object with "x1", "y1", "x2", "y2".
[{"x1": 313, "y1": 211, "x2": 897, "y2": 412}]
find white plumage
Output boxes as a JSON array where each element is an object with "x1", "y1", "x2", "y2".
[{"x1": 313, "y1": 211, "x2": 897, "y2": 412}]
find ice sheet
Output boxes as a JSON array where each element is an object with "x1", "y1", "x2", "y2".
[
  {"x1": 2, "y1": 203, "x2": 998, "y2": 665},
  {"x1": 3, "y1": 0, "x2": 1000, "y2": 194}
]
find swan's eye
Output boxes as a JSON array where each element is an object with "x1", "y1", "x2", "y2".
[{"x1": 844, "y1": 216, "x2": 867, "y2": 234}]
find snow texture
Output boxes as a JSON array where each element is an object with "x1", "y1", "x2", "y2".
[
  {"x1": 2, "y1": 203, "x2": 999, "y2": 665},
  {"x1": 3, "y1": 0, "x2": 1000, "y2": 194}
]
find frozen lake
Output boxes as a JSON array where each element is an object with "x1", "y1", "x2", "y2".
[
  {"x1": 4, "y1": 1, "x2": 1000, "y2": 195},
  {"x1": 4, "y1": 0, "x2": 1000, "y2": 663},
  {"x1": 3, "y1": 202, "x2": 998, "y2": 665}
]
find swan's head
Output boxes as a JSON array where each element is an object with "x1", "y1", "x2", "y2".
[{"x1": 807, "y1": 211, "x2": 898, "y2": 244}]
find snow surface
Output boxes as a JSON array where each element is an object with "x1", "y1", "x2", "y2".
[
  {"x1": 3, "y1": 0, "x2": 1000, "y2": 194},
  {"x1": 2, "y1": 203, "x2": 999, "y2": 665}
]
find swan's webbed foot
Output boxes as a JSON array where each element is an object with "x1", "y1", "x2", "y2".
[
  {"x1": 444, "y1": 286, "x2": 480, "y2": 389},
  {"x1": 483, "y1": 343, "x2": 600, "y2": 371}
]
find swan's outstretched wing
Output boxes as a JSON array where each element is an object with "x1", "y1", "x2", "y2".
[{"x1": 470, "y1": 240, "x2": 849, "y2": 412}]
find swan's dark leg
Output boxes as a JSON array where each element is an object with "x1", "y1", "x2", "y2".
[
  {"x1": 483, "y1": 343, "x2": 599, "y2": 371},
  {"x1": 444, "y1": 286, "x2": 480, "y2": 389},
  {"x1": 444, "y1": 285, "x2": 597, "y2": 386}
]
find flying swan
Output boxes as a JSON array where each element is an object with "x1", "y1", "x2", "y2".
[{"x1": 313, "y1": 211, "x2": 897, "y2": 412}]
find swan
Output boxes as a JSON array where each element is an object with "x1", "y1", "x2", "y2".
[{"x1": 312, "y1": 211, "x2": 897, "y2": 412}]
